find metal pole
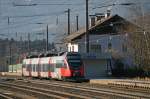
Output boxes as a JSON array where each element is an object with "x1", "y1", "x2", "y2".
[
  {"x1": 9, "y1": 40, "x2": 12, "y2": 72},
  {"x1": 86, "y1": 0, "x2": 89, "y2": 53},
  {"x1": 28, "y1": 33, "x2": 30, "y2": 53},
  {"x1": 68, "y1": 9, "x2": 70, "y2": 35},
  {"x1": 76, "y1": 15, "x2": 79, "y2": 31},
  {"x1": 46, "y1": 24, "x2": 48, "y2": 51}
]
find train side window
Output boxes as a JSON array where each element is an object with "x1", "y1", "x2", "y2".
[
  {"x1": 35, "y1": 64, "x2": 37, "y2": 72},
  {"x1": 40, "y1": 64, "x2": 42, "y2": 72},
  {"x1": 36, "y1": 64, "x2": 39, "y2": 72},
  {"x1": 47, "y1": 64, "x2": 50, "y2": 71},
  {"x1": 32, "y1": 64, "x2": 34, "y2": 72},
  {"x1": 51, "y1": 64, "x2": 55, "y2": 72},
  {"x1": 47, "y1": 64, "x2": 51, "y2": 71},
  {"x1": 43, "y1": 64, "x2": 47, "y2": 72},
  {"x1": 45, "y1": 64, "x2": 48, "y2": 72},
  {"x1": 34, "y1": 64, "x2": 36, "y2": 72},
  {"x1": 42, "y1": 64, "x2": 44, "y2": 72},
  {"x1": 32, "y1": 65, "x2": 34, "y2": 72},
  {"x1": 43, "y1": 64, "x2": 46, "y2": 72},
  {"x1": 45, "y1": 64, "x2": 47, "y2": 72}
]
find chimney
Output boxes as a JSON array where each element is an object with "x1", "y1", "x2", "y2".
[
  {"x1": 95, "y1": 13, "x2": 105, "y2": 22},
  {"x1": 89, "y1": 15, "x2": 96, "y2": 27},
  {"x1": 105, "y1": 9, "x2": 111, "y2": 18}
]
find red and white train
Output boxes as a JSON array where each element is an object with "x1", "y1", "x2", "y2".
[{"x1": 22, "y1": 52, "x2": 84, "y2": 81}]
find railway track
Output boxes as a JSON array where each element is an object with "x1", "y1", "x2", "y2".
[
  {"x1": 2, "y1": 79, "x2": 150, "y2": 99},
  {"x1": 28, "y1": 79, "x2": 150, "y2": 98},
  {"x1": 0, "y1": 93, "x2": 13, "y2": 99},
  {"x1": 0, "y1": 90, "x2": 31, "y2": 99},
  {"x1": 0, "y1": 82, "x2": 91, "y2": 99},
  {"x1": 1, "y1": 77, "x2": 150, "y2": 99}
]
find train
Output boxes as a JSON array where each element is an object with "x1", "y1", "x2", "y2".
[{"x1": 22, "y1": 52, "x2": 85, "y2": 81}]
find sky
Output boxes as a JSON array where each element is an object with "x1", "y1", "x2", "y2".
[{"x1": 0, "y1": 0, "x2": 149, "y2": 42}]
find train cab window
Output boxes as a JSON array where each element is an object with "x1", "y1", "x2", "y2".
[
  {"x1": 68, "y1": 60, "x2": 82, "y2": 67},
  {"x1": 67, "y1": 53, "x2": 82, "y2": 67}
]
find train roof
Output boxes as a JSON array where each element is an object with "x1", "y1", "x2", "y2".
[{"x1": 24, "y1": 52, "x2": 81, "y2": 59}]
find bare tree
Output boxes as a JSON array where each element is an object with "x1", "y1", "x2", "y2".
[{"x1": 127, "y1": 3, "x2": 150, "y2": 72}]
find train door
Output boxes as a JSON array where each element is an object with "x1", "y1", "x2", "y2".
[
  {"x1": 55, "y1": 66, "x2": 61, "y2": 79},
  {"x1": 38, "y1": 59, "x2": 41, "y2": 78},
  {"x1": 50, "y1": 63, "x2": 55, "y2": 78},
  {"x1": 56, "y1": 60, "x2": 64, "y2": 79},
  {"x1": 50, "y1": 58, "x2": 62, "y2": 79},
  {"x1": 53, "y1": 64, "x2": 60, "y2": 79},
  {"x1": 37, "y1": 64, "x2": 40, "y2": 78}
]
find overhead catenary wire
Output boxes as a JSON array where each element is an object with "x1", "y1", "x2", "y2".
[
  {"x1": 0, "y1": 11, "x2": 66, "y2": 31},
  {"x1": 0, "y1": 0, "x2": 120, "y2": 37}
]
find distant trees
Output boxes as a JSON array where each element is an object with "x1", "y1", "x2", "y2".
[{"x1": 0, "y1": 38, "x2": 57, "y2": 66}]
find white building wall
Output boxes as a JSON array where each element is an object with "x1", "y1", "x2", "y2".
[
  {"x1": 67, "y1": 34, "x2": 133, "y2": 67},
  {"x1": 75, "y1": 34, "x2": 125, "y2": 54},
  {"x1": 67, "y1": 43, "x2": 79, "y2": 52}
]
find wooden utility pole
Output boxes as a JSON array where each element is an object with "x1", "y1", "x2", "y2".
[
  {"x1": 46, "y1": 24, "x2": 49, "y2": 51},
  {"x1": 76, "y1": 15, "x2": 79, "y2": 31},
  {"x1": 86, "y1": 0, "x2": 89, "y2": 53},
  {"x1": 67, "y1": 9, "x2": 70, "y2": 35}
]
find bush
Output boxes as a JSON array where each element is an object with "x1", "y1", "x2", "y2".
[
  {"x1": 112, "y1": 59, "x2": 125, "y2": 77},
  {"x1": 124, "y1": 67, "x2": 144, "y2": 77}
]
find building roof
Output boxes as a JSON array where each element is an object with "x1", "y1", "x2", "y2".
[{"x1": 63, "y1": 14, "x2": 134, "y2": 43}]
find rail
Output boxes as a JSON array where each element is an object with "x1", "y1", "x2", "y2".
[
  {"x1": 0, "y1": 93, "x2": 13, "y2": 99},
  {"x1": 17, "y1": 79, "x2": 150, "y2": 99},
  {"x1": 0, "y1": 82, "x2": 90, "y2": 99}
]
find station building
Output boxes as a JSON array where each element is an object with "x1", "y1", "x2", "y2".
[{"x1": 63, "y1": 14, "x2": 137, "y2": 78}]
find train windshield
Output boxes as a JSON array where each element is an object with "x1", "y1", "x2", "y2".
[{"x1": 67, "y1": 53, "x2": 82, "y2": 67}]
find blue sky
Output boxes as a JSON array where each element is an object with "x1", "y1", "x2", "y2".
[{"x1": 0, "y1": 0, "x2": 149, "y2": 42}]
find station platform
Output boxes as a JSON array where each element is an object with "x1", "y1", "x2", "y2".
[
  {"x1": 0, "y1": 72, "x2": 22, "y2": 76},
  {"x1": 90, "y1": 79, "x2": 121, "y2": 85}
]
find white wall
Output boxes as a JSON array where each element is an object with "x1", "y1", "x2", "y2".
[
  {"x1": 67, "y1": 43, "x2": 79, "y2": 52},
  {"x1": 74, "y1": 34, "x2": 125, "y2": 54},
  {"x1": 67, "y1": 34, "x2": 133, "y2": 67}
]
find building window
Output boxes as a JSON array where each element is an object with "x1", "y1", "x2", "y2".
[
  {"x1": 108, "y1": 42, "x2": 112, "y2": 50},
  {"x1": 72, "y1": 46, "x2": 74, "y2": 52},
  {"x1": 122, "y1": 44, "x2": 127, "y2": 52},
  {"x1": 90, "y1": 44, "x2": 101, "y2": 53}
]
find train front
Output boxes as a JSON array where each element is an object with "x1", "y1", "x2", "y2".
[{"x1": 66, "y1": 52, "x2": 84, "y2": 81}]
